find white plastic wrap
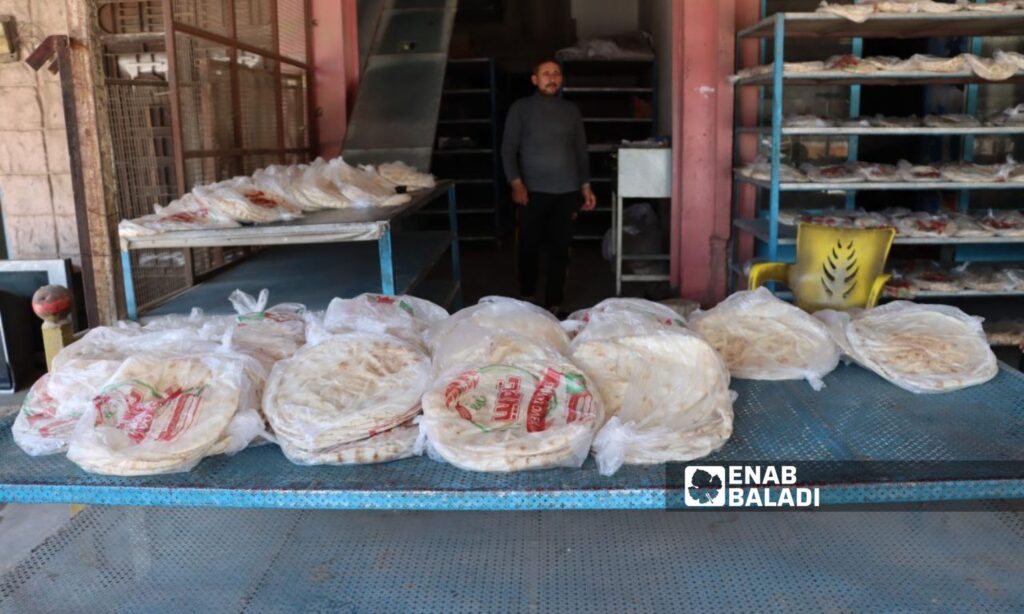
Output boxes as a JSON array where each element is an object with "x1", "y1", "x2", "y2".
[
  {"x1": 687, "y1": 288, "x2": 840, "y2": 390},
  {"x1": 66, "y1": 350, "x2": 265, "y2": 475},
  {"x1": 325, "y1": 158, "x2": 411, "y2": 208},
  {"x1": 295, "y1": 158, "x2": 353, "y2": 209},
  {"x1": 418, "y1": 358, "x2": 604, "y2": 472},
  {"x1": 567, "y1": 297, "x2": 688, "y2": 328},
  {"x1": 223, "y1": 289, "x2": 307, "y2": 371},
  {"x1": 251, "y1": 164, "x2": 320, "y2": 211},
  {"x1": 428, "y1": 297, "x2": 570, "y2": 358},
  {"x1": 816, "y1": 302, "x2": 998, "y2": 394},
  {"x1": 571, "y1": 312, "x2": 734, "y2": 475},
  {"x1": 376, "y1": 161, "x2": 436, "y2": 191},
  {"x1": 193, "y1": 177, "x2": 302, "y2": 224},
  {"x1": 313, "y1": 293, "x2": 448, "y2": 350},
  {"x1": 262, "y1": 333, "x2": 431, "y2": 463},
  {"x1": 118, "y1": 193, "x2": 242, "y2": 237},
  {"x1": 801, "y1": 163, "x2": 865, "y2": 183}
]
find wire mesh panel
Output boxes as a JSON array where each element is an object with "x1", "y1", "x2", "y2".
[
  {"x1": 281, "y1": 63, "x2": 308, "y2": 150},
  {"x1": 234, "y1": 0, "x2": 275, "y2": 52},
  {"x1": 171, "y1": 0, "x2": 231, "y2": 36},
  {"x1": 238, "y1": 58, "x2": 280, "y2": 151},
  {"x1": 277, "y1": 0, "x2": 307, "y2": 62}
]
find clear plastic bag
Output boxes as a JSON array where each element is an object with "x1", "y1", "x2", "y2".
[
  {"x1": 313, "y1": 293, "x2": 448, "y2": 351},
  {"x1": 571, "y1": 312, "x2": 735, "y2": 475},
  {"x1": 687, "y1": 288, "x2": 840, "y2": 390},
  {"x1": 222, "y1": 289, "x2": 307, "y2": 371},
  {"x1": 262, "y1": 332, "x2": 431, "y2": 463},
  {"x1": 118, "y1": 193, "x2": 241, "y2": 237},
  {"x1": 418, "y1": 359, "x2": 604, "y2": 472},
  {"x1": 428, "y1": 296, "x2": 570, "y2": 359},
  {"x1": 815, "y1": 302, "x2": 998, "y2": 394},
  {"x1": 66, "y1": 349, "x2": 266, "y2": 475}
]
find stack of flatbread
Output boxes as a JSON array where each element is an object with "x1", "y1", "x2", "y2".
[
  {"x1": 66, "y1": 350, "x2": 266, "y2": 475},
  {"x1": 816, "y1": 302, "x2": 998, "y2": 393},
  {"x1": 118, "y1": 193, "x2": 241, "y2": 237},
  {"x1": 687, "y1": 288, "x2": 840, "y2": 390},
  {"x1": 262, "y1": 333, "x2": 431, "y2": 465},
  {"x1": 220, "y1": 289, "x2": 307, "y2": 372},
  {"x1": 193, "y1": 177, "x2": 303, "y2": 224},
  {"x1": 570, "y1": 305, "x2": 734, "y2": 475},
  {"x1": 419, "y1": 297, "x2": 604, "y2": 471}
]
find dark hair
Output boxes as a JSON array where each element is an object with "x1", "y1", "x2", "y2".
[{"x1": 533, "y1": 58, "x2": 561, "y2": 74}]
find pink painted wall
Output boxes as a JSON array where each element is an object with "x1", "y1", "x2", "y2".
[
  {"x1": 672, "y1": 0, "x2": 739, "y2": 306},
  {"x1": 312, "y1": 0, "x2": 360, "y2": 159}
]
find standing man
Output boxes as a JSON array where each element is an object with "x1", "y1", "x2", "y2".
[{"x1": 501, "y1": 58, "x2": 596, "y2": 316}]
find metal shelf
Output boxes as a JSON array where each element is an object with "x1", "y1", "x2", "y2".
[
  {"x1": 733, "y1": 218, "x2": 1024, "y2": 246},
  {"x1": 735, "y1": 173, "x2": 1024, "y2": 191},
  {"x1": 4, "y1": 364, "x2": 1024, "y2": 509},
  {"x1": 738, "y1": 125, "x2": 1024, "y2": 137},
  {"x1": 738, "y1": 11, "x2": 1024, "y2": 40},
  {"x1": 733, "y1": 70, "x2": 1024, "y2": 87}
]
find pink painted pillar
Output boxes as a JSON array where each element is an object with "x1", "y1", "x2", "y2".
[
  {"x1": 673, "y1": 0, "x2": 738, "y2": 305},
  {"x1": 312, "y1": 0, "x2": 360, "y2": 159}
]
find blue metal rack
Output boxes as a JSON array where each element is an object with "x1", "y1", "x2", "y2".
[
  {"x1": 3, "y1": 363, "x2": 1024, "y2": 510},
  {"x1": 731, "y1": 9, "x2": 1024, "y2": 290}
]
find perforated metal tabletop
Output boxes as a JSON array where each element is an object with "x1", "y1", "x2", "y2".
[
  {"x1": 2, "y1": 363, "x2": 1023, "y2": 510},
  {"x1": 1, "y1": 505, "x2": 1023, "y2": 612}
]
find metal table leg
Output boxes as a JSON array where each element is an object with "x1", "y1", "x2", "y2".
[
  {"x1": 121, "y1": 250, "x2": 138, "y2": 320},
  {"x1": 378, "y1": 226, "x2": 395, "y2": 295}
]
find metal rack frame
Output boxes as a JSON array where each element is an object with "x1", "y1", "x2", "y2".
[
  {"x1": 730, "y1": 9, "x2": 1024, "y2": 298},
  {"x1": 119, "y1": 182, "x2": 461, "y2": 319}
]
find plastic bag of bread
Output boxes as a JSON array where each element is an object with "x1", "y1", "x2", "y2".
[
  {"x1": 118, "y1": 193, "x2": 241, "y2": 237},
  {"x1": 313, "y1": 293, "x2": 448, "y2": 351},
  {"x1": 687, "y1": 288, "x2": 840, "y2": 390},
  {"x1": 193, "y1": 177, "x2": 302, "y2": 224},
  {"x1": 428, "y1": 297, "x2": 570, "y2": 359},
  {"x1": 66, "y1": 350, "x2": 266, "y2": 475},
  {"x1": 262, "y1": 333, "x2": 431, "y2": 464},
  {"x1": 418, "y1": 358, "x2": 604, "y2": 472},
  {"x1": 816, "y1": 302, "x2": 998, "y2": 393},
  {"x1": 222, "y1": 289, "x2": 307, "y2": 371},
  {"x1": 571, "y1": 312, "x2": 734, "y2": 475}
]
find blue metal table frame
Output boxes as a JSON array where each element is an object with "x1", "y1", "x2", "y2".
[
  {"x1": 2, "y1": 363, "x2": 1023, "y2": 510},
  {"x1": 119, "y1": 181, "x2": 461, "y2": 319}
]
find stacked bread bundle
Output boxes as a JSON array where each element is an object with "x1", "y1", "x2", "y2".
[
  {"x1": 817, "y1": 302, "x2": 998, "y2": 393},
  {"x1": 419, "y1": 297, "x2": 604, "y2": 472},
  {"x1": 119, "y1": 158, "x2": 436, "y2": 237},
  {"x1": 687, "y1": 288, "x2": 841, "y2": 390},
  {"x1": 14, "y1": 323, "x2": 268, "y2": 476},
  {"x1": 565, "y1": 299, "x2": 735, "y2": 476},
  {"x1": 262, "y1": 293, "x2": 445, "y2": 465}
]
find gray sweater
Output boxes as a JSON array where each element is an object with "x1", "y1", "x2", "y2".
[{"x1": 501, "y1": 93, "x2": 590, "y2": 194}]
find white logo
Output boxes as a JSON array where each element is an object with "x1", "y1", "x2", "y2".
[{"x1": 684, "y1": 465, "x2": 726, "y2": 507}]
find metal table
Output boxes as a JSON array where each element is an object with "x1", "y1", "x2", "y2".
[
  {"x1": 3, "y1": 363, "x2": 1023, "y2": 510},
  {"x1": 2, "y1": 504, "x2": 1022, "y2": 612},
  {"x1": 119, "y1": 182, "x2": 460, "y2": 319}
]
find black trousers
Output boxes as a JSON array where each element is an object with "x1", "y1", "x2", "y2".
[{"x1": 517, "y1": 191, "x2": 580, "y2": 307}]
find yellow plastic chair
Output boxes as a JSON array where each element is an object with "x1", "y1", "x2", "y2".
[{"x1": 748, "y1": 223, "x2": 896, "y2": 312}]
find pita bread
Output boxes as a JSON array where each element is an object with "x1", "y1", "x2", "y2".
[
  {"x1": 955, "y1": 264, "x2": 1016, "y2": 292},
  {"x1": 816, "y1": 302, "x2": 998, "y2": 393},
  {"x1": 193, "y1": 178, "x2": 302, "y2": 224},
  {"x1": 687, "y1": 288, "x2": 840, "y2": 389},
  {"x1": 801, "y1": 163, "x2": 865, "y2": 183},
  {"x1": 420, "y1": 360, "x2": 603, "y2": 472},
  {"x1": 263, "y1": 333, "x2": 431, "y2": 454},
  {"x1": 979, "y1": 210, "x2": 1024, "y2": 237},
  {"x1": 895, "y1": 213, "x2": 956, "y2": 237},
  {"x1": 568, "y1": 297, "x2": 687, "y2": 328},
  {"x1": 118, "y1": 193, "x2": 241, "y2": 237},
  {"x1": 278, "y1": 420, "x2": 419, "y2": 465},
  {"x1": 900, "y1": 54, "x2": 967, "y2": 74},
  {"x1": 571, "y1": 313, "x2": 734, "y2": 473},
  {"x1": 950, "y1": 213, "x2": 992, "y2": 237},
  {"x1": 377, "y1": 162, "x2": 436, "y2": 190},
  {"x1": 428, "y1": 297, "x2": 570, "y2": 356},
  {"x1": 252, "y1": 164, "x2": 322, "y2": 211},
  {"x1": 964, "y1": 54, "x2": 1018, "y2": 81},
  {"x1": 923, "y1": 114, "x2": 981, "y2": 128},
  {"x1": 941, "y1": 163, "x2": 1008, "y2": 183},
  {"x1": 66, "y1": 352, "x2": 256, "y2": 475},
  {"x1": 326, "y1": 158, "x2": 411, "y2": 208}
]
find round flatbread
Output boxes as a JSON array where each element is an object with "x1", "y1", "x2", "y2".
[
  {"x1": 571, "y1": 315, "x2": 734, "y2": 472},
  {"x1": 319, "y1": 293, "x2": 448, "y2": 350},
  {"x1": 279, "y1": 421, "x2": 419, "y2": 465},
  {"x1": 66, "y1": 353, "x2": 250, "y2": 475},
  {"x1": 821, "y1": 302, "x2": 998, "y2": 393},
  {"x1": 263, "y1": 333, "x2": 431, "y2": 453},
  {"x1": 421, "y1": 360, "x2": 603, "y2": 472},
  {"x1": 687, "y1": 288, "x2": 840, "y2": 389}
]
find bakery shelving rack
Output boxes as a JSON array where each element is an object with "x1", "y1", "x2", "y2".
[
  {"x1": 424, "y1": 58, "x2": 503, "y2": 242},
  {"x1": 561, "y1": 58, "x2": 658, "y2": 240},
  {"x1": 730, "y1": 9, "x2": 1024, "y2": 298},
  {"x1": 119, "y1": 182, "x2": 462, "y2": 319}
]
